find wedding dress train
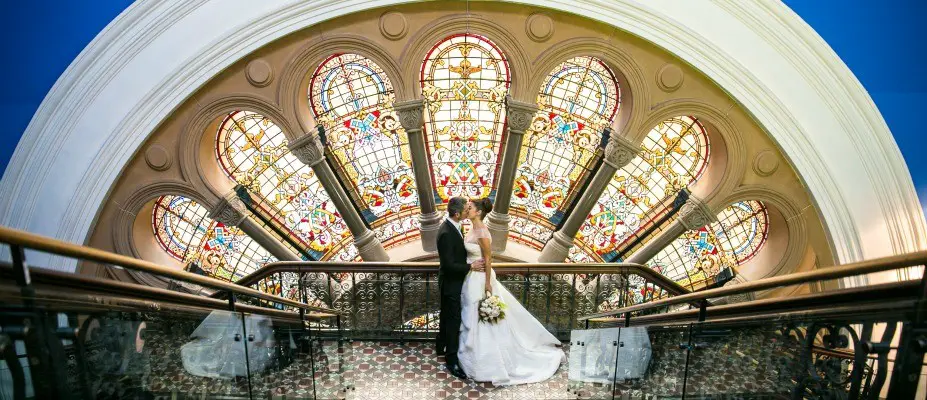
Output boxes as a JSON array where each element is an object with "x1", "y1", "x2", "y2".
[{"x1": 457, "y1": 226, "x2": 565, "y2": 385}]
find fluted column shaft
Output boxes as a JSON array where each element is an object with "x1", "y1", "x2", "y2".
[
  {"x1": 485, "y1": 97, "x2": 538, "y2": 251},
  {"x1": 289, "y1": 130, "x2": 389, "y2": 261},
  {"x1": 396, "y1": 99, "x2": 443, "y2": 252},
  {"x1": 209, "y1": 190, "x2": 300, "y2": 261},
  {"x1": 625, "y1": 194, "x2": 717, "y2": 264},
  {"x1": 538, "y1": 131, "x2": 640, "y2": 262}
]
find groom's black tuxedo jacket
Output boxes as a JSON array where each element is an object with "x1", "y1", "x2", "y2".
[{"x1": 437, "y1": 219, "x2": 470, "y2": 293}]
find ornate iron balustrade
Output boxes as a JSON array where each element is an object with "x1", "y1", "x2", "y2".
[{"x1": 233, "y1": 262, "x2": 690, "y2": 339}]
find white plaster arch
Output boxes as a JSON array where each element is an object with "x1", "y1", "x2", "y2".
[{"x1": 1, "y1": 0, "x2": 923, "y2": 276}]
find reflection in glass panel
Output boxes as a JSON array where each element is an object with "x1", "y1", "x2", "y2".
[
  {"x1": 151, "y1": 195, "x2": 275, "y2": 281},
  {"x1": 421, "y1": 34, "x2": 510, "y2": 203},
  {"x1": 308, "y1": 54, "x2": 419, "y2": 248},
  {"x1": 215, "y1": 111, "x2": 351, "y2": 260},
  {"x1": 647, "y1": 201, "x2": 769, "y2": 290},
  {"x1": 572, "y1": 116, "x2": 710, "y2": 262},
  {"x1": 510, "y1": 56, "x2": 620, "y2": 249}
]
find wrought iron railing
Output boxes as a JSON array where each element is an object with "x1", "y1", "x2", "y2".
[
  {"x1": 571, "y1": 250, "x2": 927, "y2": 399},
  {"x1": 232, "y1": 261, "x2": 691, "y2": 339}
]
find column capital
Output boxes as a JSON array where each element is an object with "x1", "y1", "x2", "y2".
[
  {"x1": 679, "y1": 194, "x2": 717, "y2": 230},
  {"x1": 288, "y1": 130, "x2": 326, "y2": 167},
  {"x1": 603, "y1": 132, "x2": 640, "y2": 169},
  {"x1": 394, "y1": 99, "x2": 425, "y2": 133},
  {"x1": 505, "y1": 95, "x2": 538, "y2": 134},
  {"x1": 210, "y1": 190, "x2": 248, "y2": 226}
]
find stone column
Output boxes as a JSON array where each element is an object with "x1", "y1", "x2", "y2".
[
  {"x1": 485, "y1": 96, "x2": 538, "y2": 252},
  {"x1": 209, "y1": 190, "x2": 301, "y2": 261},
  {"x1": 289, "y1": 130, "x2": 389, "y2": 261},
  {"x1": 624, "y1": 194, "x2": 717, "y2": 265},
  {"x1": 395, "y1": 99, "x2": 444, "y2": 252},
  {"x1": 538, "y1": 131, "x2": 640, "y2": 262}
]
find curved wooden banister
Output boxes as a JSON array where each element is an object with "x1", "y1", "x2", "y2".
[
  {"x1": 578, "y1": 250, "x2": 927, "y2": 322},
  {"x1": 0, "y1": 226, "x2": 340, "y2": 315},
  {"x1": 234, "y1": 260, "x2": 690, "y2": 296}
]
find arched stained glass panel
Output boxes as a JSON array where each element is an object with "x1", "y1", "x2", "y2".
[
  {"x1": 510, "y1": 56, "x2": 621, "y2": 249},
  {"x1": 216, "y1": 111, "x2": 351, "y2": 260},
  {"x1": 646, "y1": 201, "x2": 769, "y2": 290},
  {"x1": 421, "y1": 34, "x2": 510, "y2": 202},
  {"x1": 572, "y1": 116, "x2": 710, "y2": 262},
  {"x1": 308, "y1": 54, "x2": 419, "y2": 247},
  {"x1": 151, "y1": 195, "x2": 275, "y2": 281}
]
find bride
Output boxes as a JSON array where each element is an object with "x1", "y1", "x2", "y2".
[{"x1": 457, "y1": 198, "x2": 565, "y2": 385}]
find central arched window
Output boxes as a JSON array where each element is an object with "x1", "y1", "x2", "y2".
[
  {"x1": 216, "y1": 111, "x2": 352, "y2": 260},
  {"x1": 509, "y1": 56, "x2": 621, "y2": 249},
  {"x1": 151, "y1": 195, "x2": 275, "y2": 281},
  {"x1": 647, "y1": 200, "x2": 769, "y2": 290},
  {"x1": 309, "y1": 54, "x2": 420, "y2": 248},
  {"x1": 573, "y1": 116, "x2": 710, "y2": 262},
  {"x1": 421, "y1": 34, "x2": 510, "y2": 203}
]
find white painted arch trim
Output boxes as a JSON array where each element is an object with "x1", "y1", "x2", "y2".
[{"x1": 1, "y1": 0, "x2": 924, "y2": 273}]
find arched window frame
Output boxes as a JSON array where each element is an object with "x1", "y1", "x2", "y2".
[
  {"x1": 646, "y1": 200, "x2": 770, "y2": 290},
  {"x1": 509, "y1": 56, "x2": 621, "y2": 250},
  {"x1": 308, "y1": 53, "x2": 421, "y2": 249},
  {"x1": 572, "y1": 116, "x2": 711, "y2": 262},
  {"x1": 215, "y1": 110, "x2": 352, "y2": 260},
  {"x1": 151, "y1": 195, "x2": 275, "y2": 281},
  {"x1": 420, "y1": 33, "x2": 511, "y2": 204}
]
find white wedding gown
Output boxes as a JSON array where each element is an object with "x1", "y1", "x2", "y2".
[{"x1": 457, "y1": 226, "x2": 565, "y2": 385}]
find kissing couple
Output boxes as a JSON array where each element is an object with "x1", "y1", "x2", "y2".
[{"x1": 435, "y1": 196, "x2": 565, "y2": 385}]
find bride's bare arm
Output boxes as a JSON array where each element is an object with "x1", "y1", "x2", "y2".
[{"x1": 478, "y1": 236, "x2": 492, "y2": 294}]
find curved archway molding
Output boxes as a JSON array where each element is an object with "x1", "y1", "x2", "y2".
[{"x1": 1, "y1": 0, "x2": 923, "y2": 274}]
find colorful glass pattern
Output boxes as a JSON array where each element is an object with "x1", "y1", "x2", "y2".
[
  {"x1": 421, "y1": 34, "x2": 510, "y2": 202},
  {"x1": 308, "y1": 54, "x2": 419, "y2": 246},
  {"x1": 510, "y1": 57, "x2": 620, "y2": 248},
  {"x1": 647, "y1": 201, "x2": 769, "y2": 291},
  {"x1": 216, "y1": 111, "x2": 352, "y2": 260},
  {"x1": 402, "y1": 311, "x2": 441, "y2": 332},
  {"x1": 151, "y1": 195, "x2": 275, "y2": 281},
  {"x1": 573, "y1": 116, "x2": 710, "y2": 262}
]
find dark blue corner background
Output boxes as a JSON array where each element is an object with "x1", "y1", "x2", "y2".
[{"x1": 1, "y1": 0, "x2": 925, "y2": 210}]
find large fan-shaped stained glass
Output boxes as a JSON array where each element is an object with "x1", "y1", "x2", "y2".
[
  {"x1": 309, "y1": 54, "x2": 419, "y2": 248},
  {"x1": 151, "y1": 195, "x2": 275, "y2": 281},
  {"x1": 421, "y1": 34, "x2": 510, "y2": 202},
  {"x1": 509, "y1": 56, "x2": 621, "y2": 249},
  {"x1": 646, "y1": 201, "x2": 769, "y2": 291},
  {"x1": 216, "y1": 111, "x2": 351, "y2": 260},
  {"x1": 572, "y1": 116, "x2": 710, "y2": 262}
]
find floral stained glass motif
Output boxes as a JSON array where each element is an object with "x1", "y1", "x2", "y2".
[
  {"x1": 151, "y1": 195, "x2": 275, "y2": 281},
  {"x1": 510, "y1": 56, "x2": 621, "y2": 248},
  {"x1": 572, "y1": 116, "x2": 710, "y2": 262},
  {"x1": 216, "y1": 111, "x2": 352, "y2": 260},
  {"x1": 421, "y1": 34, "x2": 510, "y2": 203},
  {"x1": 309, "y1": 54, "x2": 419, "y2": 246},
  {"x1": 647, "y1": 201, "x2": 769, "y2": 291}
]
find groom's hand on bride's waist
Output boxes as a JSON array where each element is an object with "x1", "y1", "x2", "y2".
[{"x1": 470, "y1": 259, "x2": 485, "y2": 271}]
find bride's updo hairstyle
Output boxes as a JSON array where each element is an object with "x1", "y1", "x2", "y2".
[{"x1": 473, "y1": 198, "x2": 493, "y2": 220}]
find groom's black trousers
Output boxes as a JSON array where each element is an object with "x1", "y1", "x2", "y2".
[{"x1": 437, "y1": 279, "x2": 464, "y2": 364}]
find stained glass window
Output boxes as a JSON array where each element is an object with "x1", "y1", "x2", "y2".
[
  {"x1": 216, "y1": 111, "x2": 352, "y2": 260},
  {"x1": 309, "y1": 54, "x2": 420, "y2": 247},
  {"x1": 510, "y1": 56, "x2": 620, "y2": 249},
  {"x1": 151, "y1": 195, "x2": 275, "y2": 281},
  {"x1": 421, "y1": 34, "x2": 510, "y2": 202},
  {"x1": 572, "y1": 116, "x2": 710, "y2": 262},
  {"x1": 647, "y1": 201, "x2": 769, "y2": 290}
]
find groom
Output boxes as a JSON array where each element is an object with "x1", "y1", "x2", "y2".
[{"x1": 435, "y1": 196, "x2": 484, "y2": 379}]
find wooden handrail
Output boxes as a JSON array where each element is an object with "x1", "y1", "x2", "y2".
[
  {"x1": 579, "y1": 250, "x2": 927, "y2": 321},
  {"x1": 235, "y1": 260, "x2": 691, "y2": 296},
  {"x1": 0, "y1": 226, "x2": 340, "y2": 315}
]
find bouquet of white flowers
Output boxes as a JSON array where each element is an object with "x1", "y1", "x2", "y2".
[{"x1": 478, "y1": 291, "x2": 506, "y2": 324}]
